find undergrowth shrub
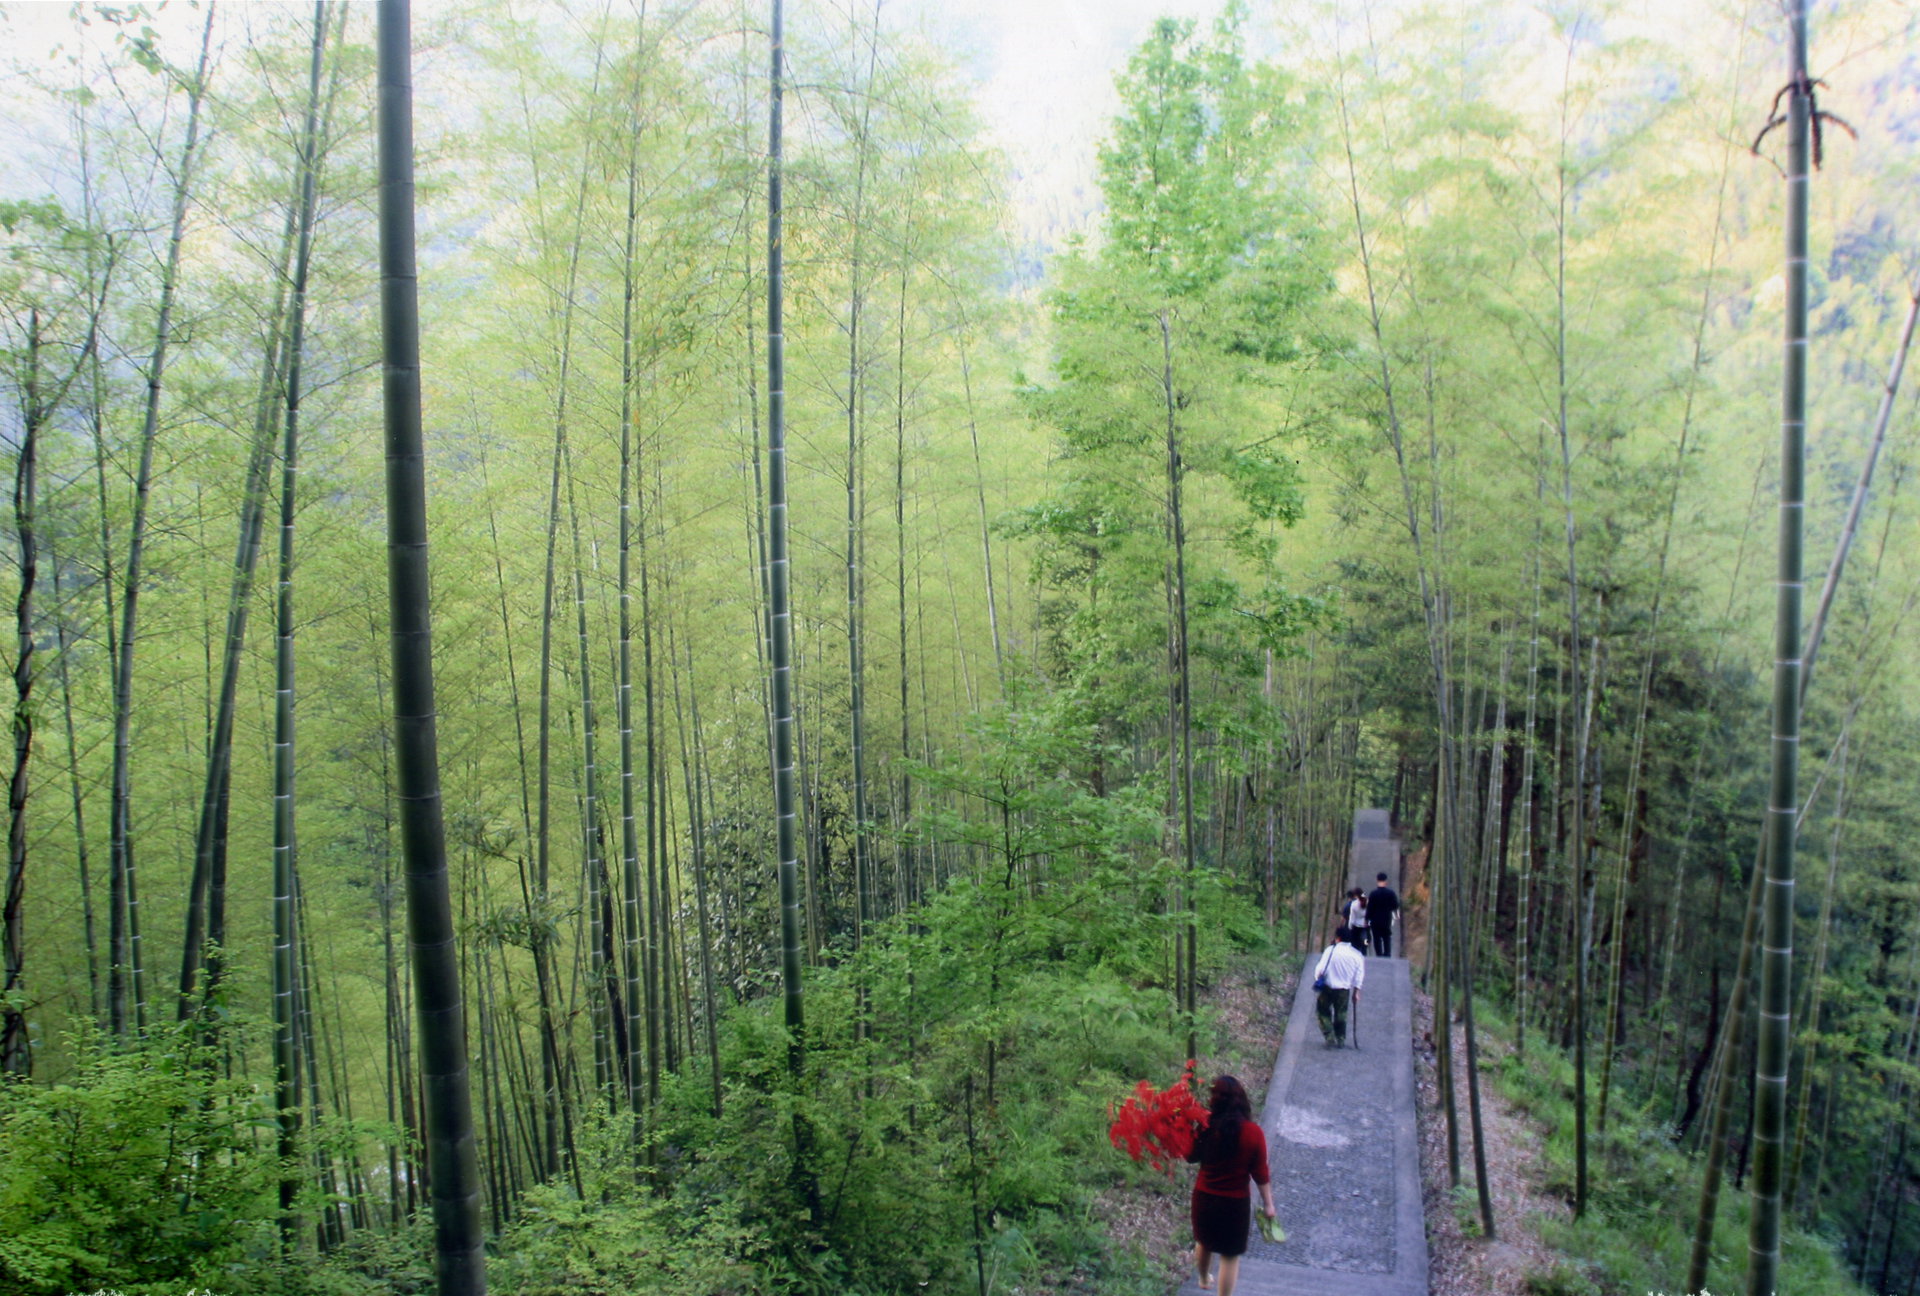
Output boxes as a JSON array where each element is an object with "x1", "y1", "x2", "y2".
[
  {"x1": 0, "y1": 1025, "x2": 275, "y2": 1296},
  {"x1": 1473, "y1": 998, "x2": 1865, "y2": 1296}
]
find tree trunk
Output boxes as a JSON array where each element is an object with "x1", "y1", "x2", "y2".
[
  {"x1": 1159, "y1": 310, "x2": 1200, "y2": 1061},
  {"x1": 565, "y1": 455, "x2": 611, "y2": 1112},
  {"x1": 1746, "y1": 7, "x2": 1810, "y2": 1288},
  {"x1": 177, "y1": 201, "x2": 295, "y2": 1019},
  {"x1": 1687, "y1": 849, "x2": 1764, "y2": 1293},
  {"x1": 272, "y1": 0, "x2": 330, "y2": 1241},
  {"x1": 670, "y1": 621, "x2": 722, "y2": 1117},
  {"x1": 615, "y1": 23, "x2": 649, "y2": 1132},
  {"x1": 1514, "y1": 444, "x2": 1545, "y2": 1053},
  {"x1": 1787, "y1": 727, "x2": 1851, "y2": 1212},
  {"x1": 108, "y1": 2, "x2": 216, "y2": 1039},
  {"x1": 524, "y1": 40, "x2": 605, "y2": 1184},
  {"x1": 375, "y1": 2, "x2": 487, "y2": 1287},
  {"x1": 1, "y1": 310, "x2": 42, "y2": 1076},
  {"x1": 766, "y1": 0, "x2": 817, "y2": 1220},
  {"x1": 892, "y1": 254, "x2": 914, "y2": 925},
  {"x1": 46, "y1": 542, "x2": 102, "y2": 1023}
]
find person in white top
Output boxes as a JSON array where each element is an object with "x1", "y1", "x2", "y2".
[
  {"x1": 1345, "y1": 888, "x2": 1370, "y2": 955},
  {"x1": 1313, "y1": 926, "x2": 1367, "y2": 1048}
]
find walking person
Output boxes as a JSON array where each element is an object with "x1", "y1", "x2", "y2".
[
  {"x1": 1184, "y1": 1075, "x2": 1278, "y2": 1295},
  {"x1": 1314, "y1": 925, "x2": 1366, "y2": 1047},
  {"x1": 1346, "y1": 887, "x2": 1370, "y2": 955},
  {"x1": 1365, "y1": 871, "x2": 1400, "y2": 958}
]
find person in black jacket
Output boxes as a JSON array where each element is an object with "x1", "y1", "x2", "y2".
[{"x1": 1365, "y1": 872, "x2": 1400, "y2": 958}]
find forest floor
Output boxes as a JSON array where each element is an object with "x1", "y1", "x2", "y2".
[
  {"x1": 1077, "y1": 954, "x2": 1295, "y2": 1296},
  {"x1": 1412, "y1": 981, "x2": 1572, "y2": 1296}
]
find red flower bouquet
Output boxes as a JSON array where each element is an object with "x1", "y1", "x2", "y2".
[{"x1": 1108, "y1": 1060, "x2": 1209, "y2": 1176}]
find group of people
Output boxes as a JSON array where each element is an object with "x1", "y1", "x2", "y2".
[
  {"x1": 1182, "y1": 872, "x2": 1403, "y2": 1294},
  {"x1": 1315, "y1": 871, "x2": 1399, "y2": 1048},
  {"x1": 1341, "y1": 871, "x2": 1401, "y2": 957}
]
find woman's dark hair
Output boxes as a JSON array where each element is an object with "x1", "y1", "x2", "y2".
[{"x1": 1198, "y1": 1075, "x2": 1253, "y2": 1164}]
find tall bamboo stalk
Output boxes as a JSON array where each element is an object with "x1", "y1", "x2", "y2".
[
  {"x1": 1596, "y1": 650, "x2": 1652, "y2": 1134},
  {"x1": 1333, "y1": 45, "x2": 1465, "y2": 1165},
  {"x1": 1801, "y1": 288, "x2": 1917, "y2": 688},
  {"x1": 272, "y1": 0, "x2": 330, "y2": 1242},
  {"x1": 1786, "y1": 721, "x2": 1852, "y2": 1211},
  {"x1": 46, "y1": 545, "x2": 101, "y2": 1023},
  {"x1": 1747, "y1": 6, "x2": 1810, "y2": 1286},
  {"x1": 1597, "y1": 203, "x2": 1727, "y2": 1126},
  {"x1": 68, "y1": 100, "x2": 116, "y2": 1028},
  {"x1": 1514, "y1": 432, "x2": 1546, "y2": 1053},
  {"x1": 1550, "y1": 82, "x2": 1593, "y2": 1212},
  {"x1": 641, "y1": 527, "x2": 665, "y2": 1090},
  {"x1": 291, "y1": 869, "x2": 339, "y2": 1251},
  {"x1": 109, "y1": 2, "x2": 217, "y2": 1038},
  {"x1": 766, "y1": 0, "x2": 815, "y2": 1219},
  {"x1": 670, "y1": 623, "x2": 722, "y2": 1117},
  {"x1": 375, "y1": 2, "x2": 486, "y2": 1287},
  {"x1": 528, "y1": 50, "x2": 601, "y2": 1181},
  {"x1": 1159, "y1": 310, "x2": 1200, "y2": 1061},
  {"x1": 1443, "y1": 692, "x2": 1495, "y2": 1236},
  {"x1": 615, "y1": 10, "x2": 649, "y2": 1133},
  {"x1": 892, "y1": 247, "x2": 915, "y2": 927},
  {"x1": 565, "y1": 455, "x2": 611, "y2": 1111},
  {"x1": 1, "y1": 310, "x2": 42, "y2": 1077},
  {"x1": 841, "y1": 4, "x2": 879, "y2": 979},
  {"x1": 272, "y1": 803, "x2": 302, "y2": 1249},
  {"x1": 178, "y1": 203, "x2": 295, "y2": 1019},
  {"x1": 1470, "y1": 641, "x2": 1509, "y2": 978},
  {"x1": 1690, "y1": 266, "x2": 1913, "y2": 1293}
]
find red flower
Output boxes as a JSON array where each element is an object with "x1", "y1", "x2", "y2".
[{"x1": 1107, "y1": 1060, "x2": 1209, "y2": 1177}]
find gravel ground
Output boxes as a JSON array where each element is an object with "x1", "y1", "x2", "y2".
[
  {"x1": 1074, "y1": 956, "x2": 1296, "y2": 1295},
  {"x1": 1413, "y1": 981, "x2": 1572, "y2": 1296}
]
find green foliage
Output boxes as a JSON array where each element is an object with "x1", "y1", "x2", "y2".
[
  {"x1": 1015, "y1": 4, "x2": 1329, "y2": 761},
  {"x1": 1097, "y1": 7, "x2": 1313, "y2": 305},
  {"x1": 0, "y1": 1027, "x2": 275, "y2": 1296},
  {"x1": 7, "y1": 0, "x2": 1917, "y2": 1290},
  {"x1": 451, "y1": 682, "x2": 1276, "y2": 1296},
  {"x1": 1521, "y1": 1259, "x2": 1602, "y2": 1296},
  {"x1": 1483, "y1": 1014, "x2": 1867, "y2": 1296},
  {"x1": 0, "y1": 198, "x2": 69, "y2": 239}
]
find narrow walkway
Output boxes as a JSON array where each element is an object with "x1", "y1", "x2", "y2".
[
  {"x1": 1178, "y1": 956, "x2": 1428, "y2": 1295},
  {"x1": 1352, "y1": 807, "x2": 1401, "y2": 892}
]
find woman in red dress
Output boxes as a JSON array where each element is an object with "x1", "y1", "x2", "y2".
[{"x1": 1185, "y1": 1075, "x2": 1277, "y2": 1294}]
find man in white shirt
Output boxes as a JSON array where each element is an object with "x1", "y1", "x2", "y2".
[{"x1": 1314, "y1": 926, "x2": 1367, "y2": 1048}]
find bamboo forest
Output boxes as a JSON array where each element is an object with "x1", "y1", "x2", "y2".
[{"x1": 0, "y1": 0, "x2": 1915, "y2": 1293}]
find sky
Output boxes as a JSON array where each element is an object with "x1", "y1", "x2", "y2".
[
  {"x1": 0, "y1": 0, "x2": 1236, "y2": 246},
  {"x1": 901, "y1": 0, "x2": 1232, "y2": 243}
]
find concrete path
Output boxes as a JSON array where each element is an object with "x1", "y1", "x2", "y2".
[
  {"x1": 1176, "y1": 952, "x2": 1428, "y2": 1296},
  {"x1": 1351, "y1": 807, "x2": 1401, "y2": 891}
]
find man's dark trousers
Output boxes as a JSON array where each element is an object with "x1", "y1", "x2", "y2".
[
  {"x1": 1316, "y1": 987, "x2": 1351, "y2": 1044},
  {"x1": 1371, "y1": 921, "x2": 1391, "y2": 958}
]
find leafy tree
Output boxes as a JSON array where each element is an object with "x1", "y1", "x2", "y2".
[{"x1": 1016, "y1": 9, "x2": 1323, "y2": 1054}]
